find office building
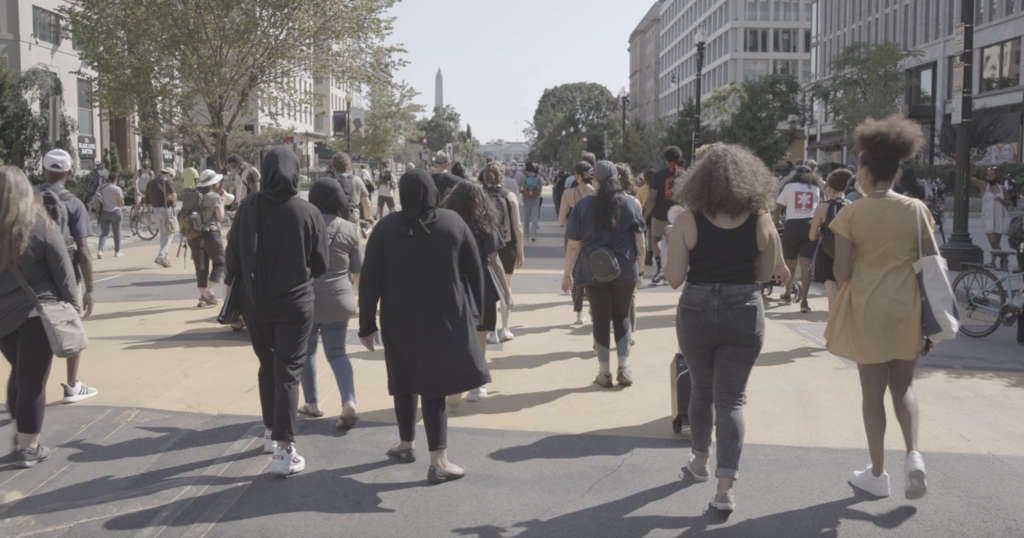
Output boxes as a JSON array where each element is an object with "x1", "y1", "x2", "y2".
[
  {"x1": 807, "y1": 0, "x2": 1023, "y2": 165},
  {"x1": 630, "y1": 2, "x2": 665, "y2": 127}
]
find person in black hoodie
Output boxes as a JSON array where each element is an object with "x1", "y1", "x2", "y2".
[
  {"x1": 226, "y1": 147, "x2": 328, "y2": 476},
  {"x1": 358, "y1": 168, "x2": 489, "y2": 485}
]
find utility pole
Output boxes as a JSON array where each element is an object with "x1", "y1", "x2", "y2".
[
  {"x1": 939, "y1": 0, "x2": 983, "y2": 269},
  {"x1": 692, "y1": 26, "x2": 707, "y2": 165}
]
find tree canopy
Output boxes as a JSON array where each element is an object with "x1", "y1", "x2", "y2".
[
  {"x1": 714, "y1": 75, "x2": 804, "y2": 166},
  {"x1": 807, "y1": 42, "x2": 921, "y2": 144},
  {"x1": 63, "y1": 0, "x2": 405, "y2": 169},
  {"x1": 417, "y1": 105, "x2": 461, "y2": 153},
  {"x1": 351, "y1": 81, "x2": 424, "y2": 160},
  {"x1": 0, "y1": 64, "x2": 77, "y2": 175},
  {"x1": 529, "y1": 82, "x2": 619, "y2": 163}
]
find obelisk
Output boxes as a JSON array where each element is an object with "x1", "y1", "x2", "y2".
[{"x1": 435, "y1": 69, "x2": 444, "y2": 111}]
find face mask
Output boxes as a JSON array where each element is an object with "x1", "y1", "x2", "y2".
[{"x1": 988, "y1": 179, "x2": 998, "y2": 185}]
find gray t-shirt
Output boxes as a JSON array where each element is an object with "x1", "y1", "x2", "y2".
[
  {"x1": 312, "y1": 215, "x2": 363, "y2": 324},
  {"x1": 99, "y1": 184, "x2": 124, "y2": 212}
]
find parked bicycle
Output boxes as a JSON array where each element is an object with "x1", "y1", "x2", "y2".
[
  {"x1": 952, "y1": 261, "x2": 1024, "y2": 337},
  {"x1": 130, "y1": 203, "x2": 159, "y2": 240}
]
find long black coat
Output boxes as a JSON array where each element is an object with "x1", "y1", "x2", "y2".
[{"x1": 359, "y1": 208, "x2": 490, "y2": 399}]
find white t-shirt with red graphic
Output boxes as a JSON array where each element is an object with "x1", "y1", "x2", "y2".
[{"x1": 777, "y1": 182, "x2": 820, "y2": 220}]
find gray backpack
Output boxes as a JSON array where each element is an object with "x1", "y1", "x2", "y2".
[
  {"x1": 331, "y1": 172, "x2": 362, "y2": 223},
  {"x1": 38, "y1": 186, "x2": 78, "y2": 259}
]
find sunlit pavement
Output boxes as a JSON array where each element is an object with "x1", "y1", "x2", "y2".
[{"x1": 2, "y1": 190, "x2": 1021, "y2": 537}]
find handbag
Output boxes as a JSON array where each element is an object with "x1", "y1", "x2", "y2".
[
  {"x1": 217, "y1": 283, "x2": 243, "y2": 326},
  {"x1": 11, "y1": 269, "x2": 89, "y2": 358},
  {"x1": 913, "y1": 200, "x2": 960, "y2": 345},
  {"x1": 587, "y1": 224, "x2": 623, "y2": 284}
]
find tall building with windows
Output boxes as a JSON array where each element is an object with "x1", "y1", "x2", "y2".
[
  {"x1": 629, "y1": 2, "x2": 665, "y2": 128},
  {"x1": 807, "y1": 0, "x2": 1023, "y2": 165},
  {"x1": 0, "y1": 0, "x2": 116, "y2": 170},
  {"x1": 658, "y1": 0, "x2": 813, "y2": 125}
]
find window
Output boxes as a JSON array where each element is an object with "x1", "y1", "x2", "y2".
[
  {"x1": 884, "y1": 13, "x2": 890, "y2": 43},
  {"x1": 990, "y1": 0, "x2": 998, "y2": 21},
  {"x1": 774, "y1": 59, "x2": 798, "y2": 76},
  {"x1": 744, "y1": 29, "x2": 768, "y2": 52},
  {"x1": 802, "y1": 59, "x2": 811, "y2": 82},
  {"x1": 804, "y1": 29, "x2": 811, "y2": 52},
  {"x1": 760, "y1": 0, "x2": 770, "y2": 20},
  {"x1": 744, "y1": 59, "x2": 769, "y2": 81},
  {"x1": 774, "y1": 29, "x2": 797, "y2": 52},
  {"x1": 806, "y1": 1, "x2": 814, "y2": 22},
  {"x1": 903, "y1": 6, "x2": 909, "y2": 48},
  {"x1": 912, "y1": 1, "x2": 918, "y2": 47},
  {"x1": 924, "y1": 1, "x2": 931, "y2": 42},
  {"x1": 33, "y1": 7, "x2": 61, "y2": 46},
  {"x1": 947, "y1": 56, "x2": 956, "y2": 96},
  {"x1": 948, "y1": 0, "x2": 955, "y2": 35},
  {"x1": 77, "y1": 79, "x2": 93, "y2": 136},
  {"x1": 981, "y1": 39, "x2": 1021, "y2": 92},
  {"x1": 908, "y1": 65, "x2": 935, "y2": 105},
  {"x1": 1008, "y1": 0, "x2": 1017, "y2": 16},
  {"x1": 977, "y1": 0, "x2": 985, "y2": 22},
  {"x1": 810, "y1": 2, "x2": 819, "y2": 41},
  {"x1": 774, "y1": 0, "x2": 796, "y2": 21}
]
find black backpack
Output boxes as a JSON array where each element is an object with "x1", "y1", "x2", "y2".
[
  {"x1": 38, "y1": 186, "x2": 78, "y2": 260},
  {"x1": 487, "y1": 186, "x2": 513, "y2": 244},
  {"x1": 331, "y1": 172, "x2": 361, "y2": 223},
  {"x1": 819, "y1": 198, "x2": 849, "y2": 258}
]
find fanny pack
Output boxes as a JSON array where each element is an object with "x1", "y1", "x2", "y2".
[
  {"x1": 12, "y1": 268, "x2": 88, "y2": 358},
  {"x1": 587, "y1": 225, "x2": 623, "y2": 283}
]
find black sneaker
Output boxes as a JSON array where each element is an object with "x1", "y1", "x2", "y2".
[
  {"x1": 18, "y1": 445, "x2": 51, "y2": 468},
  {"x1": 800, "y1": 300, "x2": 810, "y2": 313}
]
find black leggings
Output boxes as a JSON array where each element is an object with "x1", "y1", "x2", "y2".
[
  {"x1": 187, "y1": 231, "x2": 225, "y2": 288},
  {"x1": 394, "y1": 394, "x2": 448, "y2": 451},
  {"x1": 585, "y1": 281, "x2": 636, "y2": 349},
  {"x1": 1, "y1": 317, "x2": 54, "y2": 434},
  {"x1": 244, "y1": 309, "x2": 313, "y2": 443},
  {"x1": 571, "y1": 258, "x2": 585, "y2": 313}
]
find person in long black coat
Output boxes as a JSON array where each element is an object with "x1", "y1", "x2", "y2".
[{"x1": 358, "y1": 169, "x2": 489, "y2": 484}]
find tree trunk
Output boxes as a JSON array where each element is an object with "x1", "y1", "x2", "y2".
[{"x1": 138, "y1": 102, "x2": 162, "y2": 169}]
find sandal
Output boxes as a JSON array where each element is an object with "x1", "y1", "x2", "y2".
[
  {"x1": 335, "y1": 415, "x2": 359, "y2": 430},
  {"x1": 297, "y1": 404, "x2": 324, "y2": 418},
  {"x1": 386, "y1": 447, "x2": 416, "y2": 464}
]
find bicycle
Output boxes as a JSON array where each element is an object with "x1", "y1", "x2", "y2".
[
  {"x1": 951, "y1": 262, "x2": 1024, "y2": 337},
  {"x1": 929, "y1": 198, "x2": 946, "y2": 243},
  {"x1": 129, "y1": 204, "x2": 159, "y2": 240}
]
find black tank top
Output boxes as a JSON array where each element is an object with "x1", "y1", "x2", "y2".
[{"x1": 687, "y1": 213, "x2": 759, "y2": 285}]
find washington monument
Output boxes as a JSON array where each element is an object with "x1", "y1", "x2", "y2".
[{"x1": 435, "y1": 68, "x2": 444, "y2": 110}]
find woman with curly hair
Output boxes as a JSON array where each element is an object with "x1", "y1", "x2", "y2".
[
  {"x1": 774, "y1": 165, "x2": 825, "y2": 312},
  {"x1": 825, "y1": 115, "x2": 932, "y2": 500},
  {"x1": 563, "y1": 162, "x2": 646, "y2": 388},
  {"x1": 664, "y1": 144, "x2": 786, "y2": 513},
  {"x1": 442, "y1": 181, "x2": 514, "y2": 404}
]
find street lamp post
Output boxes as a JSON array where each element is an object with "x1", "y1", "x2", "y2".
[
  {"x1": 939, "y1": 0, "x2": 983, "y2": 269},
  {"x1": 620, "y1": 89, "x2": 630, "y2": 150},
  {"x1": 692, "y1": 25, "x2": 707, "y2": 165},
  {"x1": 345, "y1": 92, "x2": 353, "y2": 155}
]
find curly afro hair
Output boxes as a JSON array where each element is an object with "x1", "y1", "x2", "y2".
[
  {"x1": 673, "y1": 143, "x2": 776, "y2": 218},
  {"x1": 853, "y1": 114, "x2": 924, "y2": 184}
]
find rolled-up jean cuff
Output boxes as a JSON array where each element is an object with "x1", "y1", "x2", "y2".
[
  {"x1": 716, "y1": 468, "x2": 739, "y2": 480},
  {"x1": 691, "y1": 448, "x2": 711, "y2": 459}
]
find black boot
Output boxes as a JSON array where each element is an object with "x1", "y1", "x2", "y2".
[{"x1": 645, "y1": 251, "x2": 653, "y2": 266}]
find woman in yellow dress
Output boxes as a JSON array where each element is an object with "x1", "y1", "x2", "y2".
[{"x1": 825, "y1": 115, "x2": 932, "y2": 501}]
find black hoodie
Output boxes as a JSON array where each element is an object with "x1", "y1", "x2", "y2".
[{"x1": 226, "y1": 147, "x2": 328, "y2": 316}]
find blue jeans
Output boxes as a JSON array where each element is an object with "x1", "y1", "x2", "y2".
[
  {"x1": 98, "y1": 208, "x2": 123, "y2": 253},
  {"x1": 301, "y1": 320, "x2": 355, "y2": 406},
  {"x1": 676, "y1": 283, "x2": 764, "y2": 480},
  {"x1": 522, "y1": 197, "x2": 540, "y2": 237}
]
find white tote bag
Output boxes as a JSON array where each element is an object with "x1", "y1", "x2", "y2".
[{"x1": 913, "y1": 201, "x2": 960, "y2": 344}]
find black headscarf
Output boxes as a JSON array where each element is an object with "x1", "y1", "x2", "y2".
[
  {"x1": 399, "y1": 169, "x2": 439, "y2": 235},
  {"x1": 309, "y1": 177, "x2": 349, "y2": 219},
  {"x1": 238, "y1": 147, "x2": 301, "y2": 301},
  {"x1": 260, "y1": 147, "x2": 300, "y2": 204}
]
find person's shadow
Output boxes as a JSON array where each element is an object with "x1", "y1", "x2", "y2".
[{"x1": 453, "y1": 482, "x2": 916, "y2": 538}]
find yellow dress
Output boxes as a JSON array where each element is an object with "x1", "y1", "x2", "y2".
[{"x1": 824, "y1": 197, "x2": 934, "y2": 364}]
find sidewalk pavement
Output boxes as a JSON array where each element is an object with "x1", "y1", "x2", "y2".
[{"x1": 0, "y1": 189, "x2": 1021, "y2": 537}]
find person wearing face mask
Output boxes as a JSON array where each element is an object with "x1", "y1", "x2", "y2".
[{"x1": 970, "y1": 166, "x2": 1010, "y2": 265}]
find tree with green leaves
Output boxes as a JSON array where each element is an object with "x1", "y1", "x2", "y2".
[
  {"x1": 659, "y1": 98, "x2": 699, "y2": 156},
  {"x1": 63, "y1": 0, "x2": 406, "y2": 170},
  {"x1": 0, "y1": 64, "x2": 77, "y2": 175},
  {"x1": 611, "y1": 120, "x2": 657, "y2": 172},
  {"x1": 417, "y1": 105, "x2": 461, "y2": 153},
  {"x1": 807, "y1": 42, "x2": 921, "y2": 144},
  {"x1": 715, "y1": 75, "x2": 804, "y2": 166},
  {"x1": 351, "y1": 81, "x2": 424, "y2": 161},
  {"x1": 529, "y1": 82, "x2": 619, "y2": 163}
]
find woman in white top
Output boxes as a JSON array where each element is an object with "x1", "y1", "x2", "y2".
[
  {"x1": 972, "y1": 165, "x2": 1010, "y2": 265},
  {"x1": 773, "y1": 166, "x2": 823, "y2": 313},
  {"x1": 96, "y1": 172, "x2": 125, "y2": 258}
]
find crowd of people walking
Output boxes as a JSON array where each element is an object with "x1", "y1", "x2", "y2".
[{"x1": 2, "y1": 113, "x2": 960, "y2": 512}]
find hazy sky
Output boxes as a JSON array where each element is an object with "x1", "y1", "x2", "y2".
[{"x1": 387, "y1": 0, "x2": 655, "y2": 144}]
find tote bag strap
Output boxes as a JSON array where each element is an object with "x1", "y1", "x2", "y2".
[{"x1": 11, "y1": 268, "x2": 45, "y2": 311}]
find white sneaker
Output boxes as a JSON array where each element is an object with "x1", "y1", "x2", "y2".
[
  {"x1": 270, "y1": 445, "x2": 305, "y2": 475},
  {"x1": 97, "y1": 251, "x2": 104, "y2": 259},
  {"x1": 466, "y1": 387, "x2": 488, "y2": 402},
  {"x1": 850, "y1": 465, "x2": 890, "y2": 497},
  {"x1": 486, "y1": 332, "x2": 499, "y2": 345},
  {"x1": 115, "y1": 251, "x2": 125, "y2": 257},
  {"x1": 155, "y1": 256, "x2": 172, "y2": 268},
  {"x1": 263, "y1": 430, "x2": 274, "y2": 454},
  {"x1": 499, "y1": 328, "x2": 514, "y2": 341},
  {"x1": 446, "y1": 393, "x2": 463, "y2": 409},
  {"x1": 62, "y1": 382, "x2": 98, "y2": 404},
  {"x1": 904, "y1": 451, "x2": 928, "y2": 500}
]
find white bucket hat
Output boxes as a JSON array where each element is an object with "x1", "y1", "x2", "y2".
[{"x1": 196, "y1": 169, "x2": 224, "y2": 188}]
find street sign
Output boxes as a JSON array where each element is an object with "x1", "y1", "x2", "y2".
[
  {"x1": 283, "y1": 136, "x2": 295, "y2": 143},
  {"x1": 954, "y1": 23, "x2": 965, "y2": 56},
  {"x1": 951, "y1": 62, "x2": 964, "y2": 125}
]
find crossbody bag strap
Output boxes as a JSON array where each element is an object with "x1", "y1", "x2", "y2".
[{"x1": 11, "y1": 268, "x2": 45, "y2": 311}]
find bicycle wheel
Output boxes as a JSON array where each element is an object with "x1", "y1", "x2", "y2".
[
  {"x1": 138, "y1": 207, "x2": 159, "y2": 241},
  {"x1": 129, "y1": 205, "x2": 140, "y2": 237},
  {"x1": 952, "y1": 268, "x2": 1005, "y2": 338}
]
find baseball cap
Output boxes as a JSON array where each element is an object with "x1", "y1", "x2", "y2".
[{"x1": 42, "y1": 149, "x2": 73, "y2": 173}]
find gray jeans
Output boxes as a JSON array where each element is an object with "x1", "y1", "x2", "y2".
[{"x1": 676, "y1": 283, "x2": 764, "y2": 479}]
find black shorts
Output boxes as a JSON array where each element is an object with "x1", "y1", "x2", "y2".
[
  {"x1": 497, "y1": 244, "x2": 517, "y2": 275},
  {"x1": 782, "y1": 218, "x2": 818, "y2": 260}
]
